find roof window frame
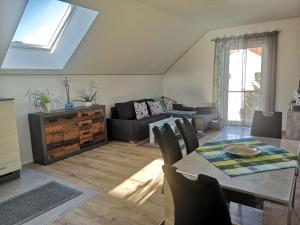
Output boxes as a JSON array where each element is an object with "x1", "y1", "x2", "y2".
[{"x1": 10, "y1": 3, "x2": 76, "y2": 52}]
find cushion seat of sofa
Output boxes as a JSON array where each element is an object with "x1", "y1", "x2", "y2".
[
  {"x1": 166, "y1": 109, "x2": 198, "y2": 116},
  {"x1": 134, "y1": 114, "x2": 169, "y2": 128}
]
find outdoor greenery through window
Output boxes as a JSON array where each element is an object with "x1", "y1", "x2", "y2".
[
  {"x1": 227, "y1": 47, "x2": 262, "y2": 125},
  {"x1": 11, "y1": 0, "x2": 74, "y2": 51}
]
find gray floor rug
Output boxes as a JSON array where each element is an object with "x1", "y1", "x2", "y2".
[
  {"x1": 0, "y1": 168, "x2": 97, "y2": 225},
  {"x1": 0, "y1": 181, "x2": 82, "y2": 225}
]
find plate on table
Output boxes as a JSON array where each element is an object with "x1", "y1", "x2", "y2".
[{"x1": 224, "y1": 144, "x2": 261, "y2": 158}]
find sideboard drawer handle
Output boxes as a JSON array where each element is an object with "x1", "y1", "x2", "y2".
[
  {"x1": 48, "y1": 119, "x2": 58, "y2": 123},
  {"x1": 0, "y1": 166, "x2": 7, "y2": 171}
]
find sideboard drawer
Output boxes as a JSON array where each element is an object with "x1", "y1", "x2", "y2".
[
  {"x1": 45, "y1": 123, "x2": 63, "y2": 135},
  {"x1": 79, "y1": 120, "x2": 93, "y2": 130},
  {"x1": 47, "y1": 146, "x2": 65, "y2": 160},
  {"x1": 80, "y1": 130, "x2": 93, "y2": 139},
  {"x1": 44, "y1": 117, "x2": 63, "y2": 128},
  {"x1": 47, "y1": 143, "x2": 80, "y2": 160},
  {"x1": 45, "y1": 132, "x2": 64, "y2": 144},
  {"x1": 78, "y1": 111, "x2": 93, "y2": 121},
  {"x1": 92, "y1": 109, "x2": 104, "y2": 118},
  {"x1": 92, "y1": 122, "x2": 105, "y2": 133},
  {"x1": 0, "y1": 160, "x2": 21, "y2": 177}
]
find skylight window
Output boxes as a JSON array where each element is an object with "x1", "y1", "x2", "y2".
[
  {"x1": 11, "y1": 0, "x2": 74, "y2": 51},
  {"x1": 2, "y1": 0, "x2": 98, "y2": 69}
]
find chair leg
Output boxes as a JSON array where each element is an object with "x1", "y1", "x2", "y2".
[{"x1": 161, "y1": 177, "x2": 165, "y2": 194}]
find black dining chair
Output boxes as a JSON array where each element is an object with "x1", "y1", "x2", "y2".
[
  {"x1": 175, "y1": 117, "x2": 199, "y2": 155},
  {"x1": 153, "y1": 123, "x2": 183, "y2": 196},
  {"x1": 176, "y1": 118, "x2": 259, "y2": 208},
  {"x1": 250, "y1": 111, "x2": 282, "y2": 139},
  {"x1": 162, "y1": 165, "x2": 232, "y2": 225},
  {"x1": 152, "y1": 123, "x2": 183, "y2": 165}
]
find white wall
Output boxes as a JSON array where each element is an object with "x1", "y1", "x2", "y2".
[
  {"x1": 163, "y1": 17, "x2": 300, "y2": 128},
  {"x1": 0, "y1": 74, "x2": 162, "y2": 164}
]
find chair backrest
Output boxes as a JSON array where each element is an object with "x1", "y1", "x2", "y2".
[
  {"x1": 175, "y1": 117, "x2": 199, "y2": 155},
  {"x1": 152, "y1": 123, "x2": 183, "y2": 165},
  {"x1": 162, "y1": 165, "x2": 232, "y2": 225},
  {"x1": 250, "y1": 111, "x2": 282, "y2": 139}
]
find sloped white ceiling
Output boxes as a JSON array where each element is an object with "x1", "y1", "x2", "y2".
[
  {"x1": 0, "y1": 0, "x2": 299, "y2": 75},
  {"x1": 137, "y1": 0, "x2": 300, "y2": 28},
  {"x1": 0, "y1": 0, "x2": 201, "y2": 74}
]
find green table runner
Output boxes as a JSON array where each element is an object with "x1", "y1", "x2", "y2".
[{"x1": 196, "y1": 137, "x2": 299, "y2": 176}]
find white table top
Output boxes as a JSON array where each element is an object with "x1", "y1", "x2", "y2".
[
  {"x1": 149, "y1": 117, "x2": 182, "y2": 127},
  {"x1": 173, "y1": 136, "x2": 300, "y2": 205}
]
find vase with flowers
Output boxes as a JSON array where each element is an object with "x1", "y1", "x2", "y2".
[{"x1": 63, "y1": 76, "x2": 74, "y2": 110}]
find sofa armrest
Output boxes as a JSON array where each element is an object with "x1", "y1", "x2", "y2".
[
  {"x1": 173, "y1": 104, "x2": 183, "y2": 110},
  {"x1": 107, "y1": 118, "x2": 136, "y2": 142},
  {"x1": 173, "y1": 104, "x2": 195, "y2": 111},
  {"x1": 194, "y1": 106, "x2": 215, "y2": 114}
]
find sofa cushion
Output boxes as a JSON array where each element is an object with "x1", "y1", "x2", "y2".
[
  {"x1": 115, "y1": 102, "x2": 135, "y2": 120},
  {"x1": 167, "y1": 110, "x2": 198, "y2": 116},
  {"x1": 163, "y1": 97, "x2": 177, "y2": 110},
  {"x1": 134, "y1": 102, "x2": 150, "y2": 120},
  {"x1": 154, "y1": 97, "x2": 168, "y2": 112},
  {"x1": 147, "y1": 101, "x2": 164, "y2": 116}
]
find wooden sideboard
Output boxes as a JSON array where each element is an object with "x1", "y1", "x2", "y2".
[
  {"x1": 0, "y1": 99, "x2": 21, "y2": 182},
  {"x1": 28, "y1": 105, "x2": 107, "y2": 165}
]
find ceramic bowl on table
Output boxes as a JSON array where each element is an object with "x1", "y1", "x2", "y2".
[{"x1": 224, "y1": 144, "x2": 261, "y2": 158}]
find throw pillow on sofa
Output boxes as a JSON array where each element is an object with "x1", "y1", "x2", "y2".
[
  {"x1": 163, "y1": 97, "x2": 177, "y2": 110},
  {"x1": 134, "y1": 102, "x2": 150, "y2": 119},
  {"x1": 115, "y1": 102, "x2": 135, "y2": 119},
  {"x1": 147, "y1": 101, "x2": 164, "y2": 116}
]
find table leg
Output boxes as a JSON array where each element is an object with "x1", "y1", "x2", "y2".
[
  {"x1": 263, "y1": 201, "x2": 290, "y2": 225},
  {"x1": 164, "y1": 178, "x2": 174, "y2": 225},
  {"x1": 149, "y1": 126, "x2": 155, "y2": 144}
]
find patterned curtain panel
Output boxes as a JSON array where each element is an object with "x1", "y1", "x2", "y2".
[{"x1": 212, "y1": 31, "x2": 278, "y2": 126}]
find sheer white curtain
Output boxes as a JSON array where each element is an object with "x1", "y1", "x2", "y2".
[{"x1": 212, "y1": 31, "x2": 278, "y2": 126}]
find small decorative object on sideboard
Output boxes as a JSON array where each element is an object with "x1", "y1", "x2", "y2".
[
  {"x1": 74, "y1": 88, "x2": 97, "y2": 107},
  {"x1": 28, "y1": 105, "x2": 107, "y2": 165},
  {"x1": 26, "y1": 89, "x2": 59, "y2": 113},
  {"x1": 63, "y1": 76, "x2": 74, "y2": 110}
]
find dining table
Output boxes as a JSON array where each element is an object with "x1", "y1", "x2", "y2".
[{"x1": 164, "y1": 136, "x2": 300, "y2": 225}]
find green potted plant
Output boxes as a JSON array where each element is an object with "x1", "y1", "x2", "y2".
[
  {"x1": 26, "y1": 89, "x2": 59, "y2": 113},
  {"x1": 74, "y1": 89, "x2": 97, "y2": 107}
]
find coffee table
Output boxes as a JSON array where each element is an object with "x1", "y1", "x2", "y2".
[{"x1": 149, "y1": 117, "x2": 190, "y2": 144}]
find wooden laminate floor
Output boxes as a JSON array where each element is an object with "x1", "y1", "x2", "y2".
[
  {"x1": 28, "y1": 137, "x2": 300, "y2": 225},
  {"x1": 28, "y1": 142, "x2": 165, "y2": 225}
]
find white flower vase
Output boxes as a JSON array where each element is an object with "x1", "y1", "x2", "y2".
[
  {"x1": 43, "y1": 103, "x2": 51, "y2": 113},
  {"x1": 84, "y1": 102, "x2": 92, "y2": 107}
]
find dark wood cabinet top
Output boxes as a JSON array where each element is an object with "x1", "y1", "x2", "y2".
[
  {"x1": 0, "y1": 98, "x2": 14, "y2": 101},
  {"x1": 28, "y1": 104, "x2": 105, "y2": 118}
]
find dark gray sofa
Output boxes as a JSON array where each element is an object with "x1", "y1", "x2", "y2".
[{"x1": 107, "y1": 99, "x2": 218, "y2": 142}]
